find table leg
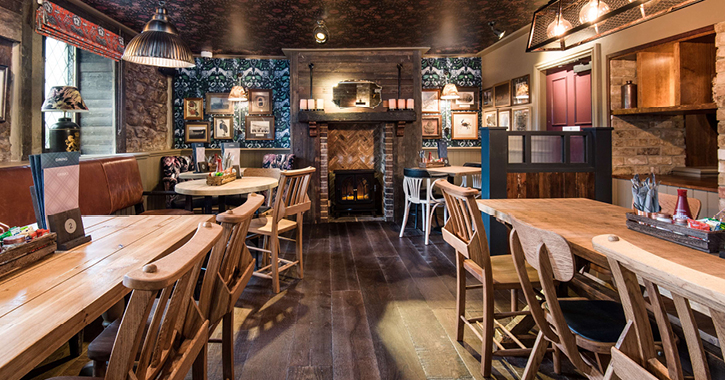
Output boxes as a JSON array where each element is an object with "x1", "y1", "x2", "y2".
[
  {"x1": 185, "y1": 195, "x2": 193, "y2": 211},
  {"x1": 218, "y1": 195, "x2": 227, "y2": 213},
  {"x1": 204, "y1": 196, "x2": 213, "y2": 214}
]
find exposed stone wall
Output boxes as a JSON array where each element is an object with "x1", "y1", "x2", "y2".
[
  {"x1": 612, "y1": 115, "x2": 686, "y2": 176},
  {"x1": 124, "y1": 62, "x2": 168, "y2": 153},
  {"x1": 716, "y1": 22, "x2": 725, "y2": 208}
]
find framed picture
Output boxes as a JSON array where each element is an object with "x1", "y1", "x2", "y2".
[
  {"x1": 185, "y1": 122, "x2": 210, "y2": 143},
  {"x1": 512, "y1": 107, "x2": 531, "y2": 131},
  {"x1": 511, "y1": 75, "x2": 531, "y2": 105},
  {"x1": 484, "y1": 110, "x2": 497, "y2": 127},
  {"x1": 422, "y1": 114, "x2": 442, "y2": 138},
  {"x1": 421, "y1": 89, "x2": 440, "y2": 113},
  {"x1": 451, "y1": 112, "x2": 478, "y2": 140},
  {"x1": 245, "y1": 116, "x2": 275, "y2": 140},
  {"x1": 493, "y1": 81, "x2": 511, "y2": 108},
  {"x1": 248, "y1": 89, "x2": 273, "y2": 115},
  {"x1": 213, "y1": 116, "x2": 233, "y2": 140},
  {"x1": 205, "y1": 93, "x2": 233, "y2": 114},
  {"x1": 482, "y1": 87, "x2": 493, "y2": 108},
  {"x1": 498, "y1": 109, "x2": 511, "y2": 130},
  {"x1": 451, "y1": 87, "x2": 479, "y2": 111},
  {"x1": 183, "y1": 98, "x2": 203, "y2": 120}
]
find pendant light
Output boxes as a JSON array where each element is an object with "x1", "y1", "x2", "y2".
[
  {"x1": 229, "y1": 74, "x2": 248, "y2": 102},
  {"x1": 440, "y1": 71, "x2": 460, "y2": 100},
  {"x1": 546, "y1": 1, "x2": 572, "y2": 38},
  {"x1": 122, "y1": 2, "x2": 195, "y2": 68}
]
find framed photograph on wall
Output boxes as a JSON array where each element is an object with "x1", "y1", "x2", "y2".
[
  {"x1": 451, "y1": 87, "x2": 479, "y2": 111},
  {"x1": 482, "y1": 87, "x2": 493, "y2": 108},
  {"x1": 245, "y1": 116, "x2": 275, "y2": 140},
  {"x1": 497, "y1": 109, "x2": 511, "y2": 130},
  {"x1": 183, "y1": 98, "x2": 203, "y2": 120},
  {"x1": 422, "y1": 114, "x2": 442, "y2": 138},
  {"x1": 205, "y1": 93, "x2": 233, "y2": 114},
  {"x1": 451, "y1": 112, "x2": 478, "y2": 140},
  {"x1": 248, "y1": 89, "x2": 273, "y2": 115},
  {"x1": 512, "y1": 107, "x2": 531, "y2": 131},
  {"x1": 493, "y1": 81, "x2": 511, "y2": 108},
  {"x1": 185, "y1": 122, "x2": 210, "y2": 143},
  {"x1": 421, "y1": 89, "x2": 440, "y2": 113},
  {"x1": 511, "y1": 74, "x2": 531, "y2": 105},
  {"x1": 484, "y1": 110, "x2": 497, "y2": 127},
  {"x1": 213, "y1": 116, "x2": 233, "y2": 140}
]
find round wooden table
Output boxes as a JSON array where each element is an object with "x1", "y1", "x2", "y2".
[
  {"x1": 174, "y1": 176, "x2": 278, "y2": 213},
  {"x1": 178, "y1": 171, "x2": 211, "y2": 180}
]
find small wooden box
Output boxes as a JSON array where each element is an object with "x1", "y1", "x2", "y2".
[
  {"x1": 418, "y1": 162, "x2": 446, "y2": 168},
  {"x1": 625, "y1": 213, "x2": 725, "y2": 253},
  {"x1": 0, "y1": 233, "x2": 57, "y2": 277},
  {"x1": 206, "y1": 173, "x2": 236, "y2": 186}
]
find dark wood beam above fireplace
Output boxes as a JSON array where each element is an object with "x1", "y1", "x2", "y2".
[{"x1": 298, "y1": 110, "x2": 416, "y2": 123}]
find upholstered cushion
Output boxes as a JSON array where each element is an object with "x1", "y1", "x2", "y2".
[
  {"x1": 100, "y1": 157, "x2": 144, "y2": 213},
  {"x1": 79, "y1": 160, "x2": 113, "y2": 216},
  {"x1": 262, "y1": 154, "x2": 295, "y2": 170},
  {"x1": 558, "y1": 300, "x2": 659, "y2": 343},
  {"x1": 0, "y1": 165, "x2": 36, "y2": 227},
  {"x1": 87, "y1": 319, "x2": 119, "y2": 362}
]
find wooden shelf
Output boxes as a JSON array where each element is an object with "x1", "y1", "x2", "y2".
[
  {"x1": 298, "y1": 110, "x2": 417, "y2": 123},
  {"x1": 611, "y1": 103, "x2": 717, "y2": 116}
]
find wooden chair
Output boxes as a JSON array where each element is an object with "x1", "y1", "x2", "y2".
[
  {"x1": 435, "y1": 180, "x2": 541, "y2": 378},
  {"x1": 594, "y1": 234, "x2": 725, "y2": 380},
  {"x1": 510, "y1": 217, "x2": 633, "y2": 380},
  {"x1": 631, "y1": 192, "x2": 702, "y2": 219},
  {"x1": 246, "y1": 167, "x2": 315, "y2": 293},
  {"x1": 400, "y1": 168, "x2": 448, "y2": 245},
  {"x1": 87, "y1": 195, "x2": 264, "y2": 378},
  {"x1": 49, "y1": 222, "x2": 223, "y2": 380}
]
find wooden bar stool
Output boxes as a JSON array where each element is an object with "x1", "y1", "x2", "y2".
[
  {"x1": 48, "y1": 221, "x2": 223, "y2": 380},
  {"x1": 436, "y1": 180, "x2": 541, "y2": 378},
  {"x1": 510, "y1": 217, "x2": 635, "y2": 380},
  {"x1": 246, "y1": 167, "x2": 315, "y2": 293},
  {"x1": 594, "y1": 234, "x2": 725, "y2": 380}
]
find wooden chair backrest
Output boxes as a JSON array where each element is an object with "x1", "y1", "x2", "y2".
[
  {"x1": 271, "y1": 167, "x2": 315, "y2": 223},
  {"x1": 509, "y1": 217, "x2": 602, "y2": 379},
  {"x1": 198, "y1": 193, "x2": 264, "y2": 326},
  {"x1": 631, "y1": 192, "x2": 702, "y2": 219},
  {"x1": 594, "y1": 235, "x2": 725, "y2": 380},
  {"x1": 435, "y1": 180, "x2": 489, "y2": 269},
  {"x1": 105, "y1": 222, "x2": 223, "y2": 380}
]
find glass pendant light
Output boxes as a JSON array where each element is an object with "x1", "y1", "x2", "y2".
[
  {"x1": 229, "y1": 74, "x2": 247, "y2": 102},
  {"x1": 122, "y1": 2, "x2": 195, "y2": 68},
  {"x1": 579, "y1": 0, "x2": 610, "y2": 24}
]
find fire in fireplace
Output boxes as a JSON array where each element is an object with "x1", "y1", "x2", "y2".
[{"x1": 333, "y1": 169, "x2": 378, "y2": 217}]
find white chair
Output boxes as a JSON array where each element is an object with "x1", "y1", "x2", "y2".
[
  {"x1": 399, "y1": 168, "x2": 448, "y2": 245},
  {"x1": 460, "y1": 162, "x2": 481, "y2": 197}
]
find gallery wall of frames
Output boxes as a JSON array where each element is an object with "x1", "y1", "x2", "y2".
[{"x1": 482, "y1": 74, "x2": 532, "y2": 132}]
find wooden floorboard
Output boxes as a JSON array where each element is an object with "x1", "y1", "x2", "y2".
[{"x1": 37, "y1": 222, "x2": 580, "y2": 380}]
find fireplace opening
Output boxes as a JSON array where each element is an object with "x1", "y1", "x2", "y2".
[{"x1": 332, "y1": 169, "x2": 380, "y2": 217}]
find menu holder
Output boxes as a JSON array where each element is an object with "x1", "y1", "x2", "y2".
[
  {"x1": 192, "y1": 143, "x2": 205, "y2": 173},
  {"x1": 47, "y1": 208, "x2": 91, "y2": 250}
]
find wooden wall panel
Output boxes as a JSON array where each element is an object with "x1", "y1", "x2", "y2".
[{"x1": 506, "y1": 172, "x2": 595, "y2": 199}]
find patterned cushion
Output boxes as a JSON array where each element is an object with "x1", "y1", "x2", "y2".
[
  {"x1": 161, "y1": 156, "x2": 193, "y2": 208},
  {"x1": 262, "y1": 154, "x2": 295, "y2": 170}
]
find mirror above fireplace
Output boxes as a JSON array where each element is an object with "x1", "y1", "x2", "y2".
[{"x1": 332, "y1": 80, "x2": 382, "y2": 108}]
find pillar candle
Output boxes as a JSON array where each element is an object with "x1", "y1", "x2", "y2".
[
  {"x1": 300, "y1": 99, "x2": 308, "y2": 110},
  {"x1": 388, "y1": 99, "x2": 397, "y2": 110},
  {"x1": 397, "y1": 99, "x2": 406, "y2": 110},
  {"x1": 406, "y1": 99, "x2": 414, "y2": 109},
  {"x1": 317, "y1": 99, "x2": 325, "y2": 110},
  {"x1": 307, "y1": 99, "x2": 315, "y2": 110},
  {"x1": 382, "y1": 100, "x2": 388, "y2": 109}
]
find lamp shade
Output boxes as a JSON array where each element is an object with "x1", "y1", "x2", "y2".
[
  {"x1": 440, "y1": 83, "x2": 460, "y2": 100},
  {"x1": 41, "y1": 86, "x2": 89, "y2": 112},
  {"x1": 122, "y1": 6, "x2": 195, "y2": 68},
  {"x1": 229, "y1": 86, "x2": 248, "y2": 102}
]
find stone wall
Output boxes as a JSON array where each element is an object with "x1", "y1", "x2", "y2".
[
  {"x1": 124, "y1": 62, "x2": 168, "y2": 153},
  {"x1": 716, "y1": 22, "x2": 725, "y2": 208}
]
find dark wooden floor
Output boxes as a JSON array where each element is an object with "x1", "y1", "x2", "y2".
[{"x1": 34, "y1": 222, "x2": 586, "y2": 380}]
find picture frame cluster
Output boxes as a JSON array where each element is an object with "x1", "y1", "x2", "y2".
[
  {"x1": 182, "y1": 88, "x2": 275, "y2": 143},
  {"x1": 482, "y1": 74, "x2": 531, "y2": 131},
  {"x1": 421, "y1": 86, "x2": 480, "y2": 141}
]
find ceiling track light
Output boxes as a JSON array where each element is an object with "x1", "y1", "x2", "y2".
[
  {"x1": 488, "y1": 21, "x2": 506, "y2": 40},
  {"x1": 313, "y1": 20, "x2": 329, "y2": 44}
]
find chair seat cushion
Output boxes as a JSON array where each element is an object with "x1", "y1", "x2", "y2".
[
  {"x1": 558, "y1": 300, "x2": 640, "y2": 343},
  {"x1": 249, "y1": 216, "x2": 297, "y2": 235},
  {"x1": 87, "y1": 319, "x2": 120, "y2": 362}
]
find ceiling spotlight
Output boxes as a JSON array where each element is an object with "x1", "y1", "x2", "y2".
[
  {"x1": 313, "y1": 20, "x2": 329, "y2": 44},
  {"x1": 488, "y1": 21, "x2": 505, "y2": 40}
]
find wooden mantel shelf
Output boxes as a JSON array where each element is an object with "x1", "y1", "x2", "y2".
[
  {"x1": 298, "y1": 110, "x2": 417, "y2": 123},
  {"x1": 611, "y1": 103, "x2": 717, "y2": 116}
]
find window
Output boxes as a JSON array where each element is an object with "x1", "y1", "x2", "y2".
[{"x1": 43, "y1": 37, "x2": 117, "y2": 154}]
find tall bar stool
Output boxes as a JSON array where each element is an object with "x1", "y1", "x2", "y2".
[
  {"x1": 49, "y1": 222, "x2": 223, "y2": 380},
  {"x1": 509, "y1": 217, "x2": 639, "y2": 380},
  {"x1": 594, "y1": 234, "x2": 724, "y2": 380},
  {"x1": 399, "y1": 168, "x2": 447, "y2": 245},
  {"x1": 436, "y1": 180, "x2": 542, "y2": 378}
]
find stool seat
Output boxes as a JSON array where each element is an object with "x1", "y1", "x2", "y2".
[{"x1": 558, "y1": 299, "x2": 661, "y2": 343}]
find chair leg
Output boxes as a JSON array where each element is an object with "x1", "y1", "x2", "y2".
[
  {"x1": 522, "y1": 331, "x2": 550, "y2": 380},
  {"x1": 511, "y1": 289, "x2": 518, "y2": 312},
  {"x1": 262, "y1": 236, "x2": 269, "y2": 267},
  {"x1": 296, "y1": 220, "x2": 304, "y2": 279},
  {"x1": 553, "y1": 345, "x2": 562, "y2": 375},
  {"x1": 222, "y1": 312, "x2": 234, "y2": 380},
  {"x1": 399, "y1": 201, "x2": 411, "y2": 237},
  {"x1": 425, "y1": 202, "x2": 432, "y2": 245},
  {"x1": 271, "y1": 235, "x2": 281, "y2": 293},
  {"x1": 456, "y1": 253, "x2": 466, "y2": 342},
  {"x1": 92, "y1": 360, "x2": 107, "y2": 377},
  {"x1": 192, "y1": 342, "x2": 208, "y2": 380},
  {"x1": 481, "y1": 272, "x2": 494, "y2": 378}
]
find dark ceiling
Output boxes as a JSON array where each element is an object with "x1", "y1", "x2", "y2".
[{"x1": 79, "y1": 0, "x2": 547, "y2": 56}]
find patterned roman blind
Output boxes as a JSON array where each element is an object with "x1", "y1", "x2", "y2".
[{"x1": 35, "y1": 0, "x2": 125, "y2": 61}]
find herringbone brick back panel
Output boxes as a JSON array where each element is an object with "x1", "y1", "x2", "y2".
[{"x1": 328, "y1": 128, "x2": 376, "y2": 171}]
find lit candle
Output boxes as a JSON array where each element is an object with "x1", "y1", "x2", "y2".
[
  {"x1": 383, "y1": 100, "x2": 388, "y2": 109},
  {"x1": 398, "y1": 99, "x2": 406, "y2": 110},
  {"x1": 317, "y1": 99, "x2": 325, "y2": 110},
  {"x1": 307, "y1": 98, "x2": 315, "y2": 110},
  {"x1": 406, "y1": 99, "x2": 414, "y2": 109},
  {"x1": 300, "y1": 99, "x2": 308, "y2": 110},
  {"x1": 388, "y1": 99, "x2": 397, "y2": 110}
]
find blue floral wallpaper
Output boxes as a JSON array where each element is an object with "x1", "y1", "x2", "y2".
[
  {"x1": 173, "y1": 58, "x2": 290, "y2": 149},
  {"x1": 421, "y1": 57, "x2": 482, "y2": 148}
]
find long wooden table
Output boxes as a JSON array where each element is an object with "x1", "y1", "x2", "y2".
[{"x1": 0, "y1": 214, "x2": 214, "y2": 380}]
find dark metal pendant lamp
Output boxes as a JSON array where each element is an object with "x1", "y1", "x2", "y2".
[{"x1": 122, "y1": 2, "x2": 195, "y2": 68}]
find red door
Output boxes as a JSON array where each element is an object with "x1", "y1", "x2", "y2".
[{"x1": 546, "y1": 68, "x2": 592, "y2": 131}]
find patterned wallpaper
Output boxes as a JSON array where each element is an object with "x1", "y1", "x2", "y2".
[
  {"x1": 173, "y1": 58, "x2": 290, "y2": 149},
  {"x1": 422, "y1": 57, "x2": 482, "y2": 148}
]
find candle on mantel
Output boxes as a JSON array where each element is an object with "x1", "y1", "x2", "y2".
[
  {"x1": 317, "y1": 99, "x2": 325, "y2": 111},
  {"x1": 300, "y1": 99, "x2": 308, "y2": 110},
  {"x1": 388, "y1": 99, "x2": 397, "y2": 110},
  {"x1": 383, "y1": 100, "x2": 388, "y2": 110},
  {"x1": 406, "y1": 99, "x2": 414, "y2": 109},
  {"x1": 307, "y1": 98, "x2": 315, "y2": 110},
  {"x1": 397, "y1": 99, "x2": 406, "y2": 110}
]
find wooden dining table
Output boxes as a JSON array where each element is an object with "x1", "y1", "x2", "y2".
[
  {"x1": 0, "y1": 214, "x2": 214, "y2": 380},
  {"x1": 174, "y1": 176, "x2": 278, "y2": 213}
]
